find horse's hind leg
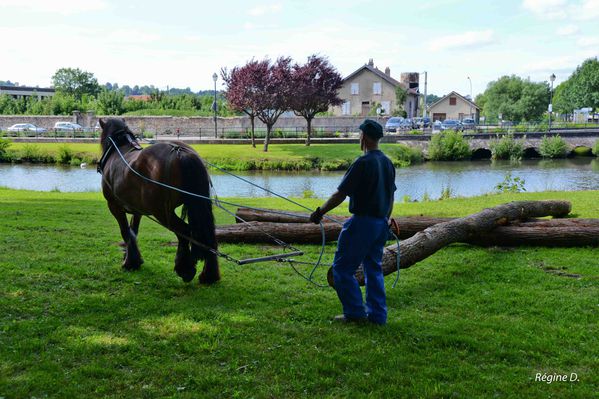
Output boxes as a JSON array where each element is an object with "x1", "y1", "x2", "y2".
[
  {"x1": 159, "y1": 212, "x2": 196, "y2": 283},
  {"x1": 108, "y1": 202, "x2": 143, "y2": 270}
]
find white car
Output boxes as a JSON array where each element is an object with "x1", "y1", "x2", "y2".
[
  {"x1": 54, "y1": 122, "x2": 84, "y2": 133},
  {"x1": 6, "y1": 123, "x2": 47, "y2": 133}
]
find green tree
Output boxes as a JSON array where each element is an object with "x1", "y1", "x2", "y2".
[
  {"x1": 480, "y1": 75, "x2": 549, "y2": 122},
  {"x1": 51, "y1": 67, "x2": 101, "y2": 100},
  {"x1": 394, "y1": 86, "x2": 408, "y2": 116},
  {"x1": 553, "y1": 57, "x2": 599, "y2": 113},
  {"x1": 97, "y1": 89, "x2": 125, "y2": 115}
]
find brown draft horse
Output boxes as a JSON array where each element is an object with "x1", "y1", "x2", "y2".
[{"x1": 98, "y1": 118, "x2": 220, "y2": 284}]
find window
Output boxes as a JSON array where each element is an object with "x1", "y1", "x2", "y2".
[
  {"x1": 373, "y1": 82, "x2": 382, "y2": 95},
  {"x1": 342, "y1": 101, "x2": 351, "y2": 115},
  {"x1": 449, "y1": 97, "x2": 457, "y2": 106},
  {"x1": 351, "y1": 83, "x2": 359, "y2": 95}
]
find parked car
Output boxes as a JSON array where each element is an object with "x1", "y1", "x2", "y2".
[
  {"x1": 54, "y1": 122, "x2": 84, "y2": 133},
  {"x1": 440, "y1": 119, "x2": 463, "y2": 132},
  {"x1": 412, "y1": 117, "x2": 431, "y2": 128},
  {"x1": 461, "y1": 118, "x2": 477, "y2": 130},
  {"x1": 6, "y1": 123, "x2": 47, "y2": 133},
  {"x1": 402, "y1": 118, "x2": 415, "y2": 129},
  {"x1": 385, "y1": 117, "x2": 405, "y2": 132}
]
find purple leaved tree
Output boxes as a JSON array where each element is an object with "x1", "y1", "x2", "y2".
[
  {"x1": 221, "y1": 59, "x2": 268, "y2": 148},
  {"x1": 290, "y1": 55, "x2": 343, "y2": 146}
]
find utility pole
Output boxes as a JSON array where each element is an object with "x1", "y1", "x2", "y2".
[
  {"x1": 467, "y1": 76, "x2": 472, "y2": 119},
  {"x1": 422, "y1": 71, "x2": 428, "y2": 118}
]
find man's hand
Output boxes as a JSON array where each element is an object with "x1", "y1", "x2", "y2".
[{"x1": 309, "y1": 207, "x2": 323, "y2": 224}]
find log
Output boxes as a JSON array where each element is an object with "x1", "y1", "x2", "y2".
[
  {"x1": 216, "y1": 217, "x2": 599, "y2": 247},
  {"x1": 326, "y1": 200, "x2": 572, "y2": 287}
]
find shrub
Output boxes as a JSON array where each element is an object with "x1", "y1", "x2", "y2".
[
  {"x1": 539, "y1": 135, "x2": 568, "y2": 158},
  {"x1": 489, "y1": 134, "x2": 524, "y2": 160},
  {"x1": 0, "y1": 137, "x2": 10, "y2": 160},
  {"x1": 56, "y1": 144, "x2": 74, "y2": 164},
  {"x1": 387, "y1": 144, "x2": 423, "y2": 167},
  {"x1": 594, "y1": 140, "x2": 599, "y2": 157},
  {"x1": 495, "y1": 172, "x2": 526, "y2": 193},
  {"x1": 428, "y1": 131, "x2": 471, "y2": 161},
  {"x1": 19, "y1": 144, "x2": 50, "y2": 163}
]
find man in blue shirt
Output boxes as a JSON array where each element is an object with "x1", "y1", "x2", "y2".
[{"x1": 310, "y1": 119, "x2": 396, "y2": 325}]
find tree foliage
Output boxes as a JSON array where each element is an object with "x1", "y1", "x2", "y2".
[
  {"x1": 51, "y1": 68, "x2": 101, "y2": 100},
  {"x1": 222, "y1": 59, "x2": 269, "y2": 147},
  {"x1": 289, "y1": 55, "x2": 343, "y2": 145},
  {"x1": 553, "y1": 57, "x2": 599, "y2": 113},
  {"x1": 480, "y1": 75, "x2": 549, "y2": 122},
  {"x1": 394, "y1": 86, "x2": 408, "y2": 117}
]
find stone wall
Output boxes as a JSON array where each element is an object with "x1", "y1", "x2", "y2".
[{"x1": 0, "y1": 113, "x2": 388, "y2": 136}]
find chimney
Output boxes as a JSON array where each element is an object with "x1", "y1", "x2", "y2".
[
  {"x1": 368, "y1": 58, "x2": 374, "y2": 67},
  {"x1": 385, "y1": 67, "x2": 390, "y2": 76}
]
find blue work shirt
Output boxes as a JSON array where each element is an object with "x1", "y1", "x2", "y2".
[{"x1": 338, "y1": 150, "x2": 396, "y2": 218}]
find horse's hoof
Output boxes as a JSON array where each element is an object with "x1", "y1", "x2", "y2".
[
  {"x1": 198, "y1": 271, "x2": 220, "y2": 285},
  {"x1": 176, "y1": 267, "x2": 197, "y2": 283},
  {"x1": 122, "y1": 258, "x2": 143, "y2": 271}
]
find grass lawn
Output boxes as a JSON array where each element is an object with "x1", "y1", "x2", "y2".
[
  {"x1": 0, "y1": 188, "x2": 597, "y2": 398},
  {"x1": 3, "y1": 142, "x2": 416, "y2": 170}
]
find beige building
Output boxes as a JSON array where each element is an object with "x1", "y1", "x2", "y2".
[
  {"x1": 331, "y1": 59, "x2": 420, "y2": 118},
  {"x1": 428, "y1": 91, "x2": 480, "y2": 122}
]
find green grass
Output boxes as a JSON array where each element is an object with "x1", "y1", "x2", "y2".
[
  {"x1": 2, "y1": 143, "x2": 419, "y2": 170},
  {"x1": 0, "y1": 188, "x2": 598, "y2": 398}
]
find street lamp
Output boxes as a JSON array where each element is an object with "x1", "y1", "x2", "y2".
[
  {"x1": 548, "y1": 73, "x2": 556, "y2": 132},
  {"x1": 467, "y1": 76, "x2": 473, "y2": 119},
  {"x1": 212, "y1": 72, "x2": 218, "y2": 138}
]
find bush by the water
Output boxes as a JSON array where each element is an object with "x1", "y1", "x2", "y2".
[
  {"x1": 594, "y1": 140, "x2": 599, "y2": 156},
  {"x1": 56, "y1": 144, "x2": 74, "y2": 164},
  {"x1": 539, "y1": 135, "x2": 568, "y2": 158},
  {"x1": 489, "y1": 134, "x2": 525, "y2": 160},
  {"x1": 428, "y1": 131, "x2": 471, "y2": 161},
  {"x1": 0, "y1": 138, "x2": 10, "y2": 160},
  {"x1": 387, "y1": 144, "x2": 423, "y2": 167}
]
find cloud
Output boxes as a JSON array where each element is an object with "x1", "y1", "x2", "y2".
[
  {"x1": 522, "y1": 0, "x2": 599, "y2": 20},
  {"x1": 0, "y1": 0, "x2": 108, "y2": 15},
  {"x1": 556, "y1": 25, "x2": 579, "y2": 36},
  {"x1": 522, "y1": 0, "x2": 568, "y2": 20},
  {"x1": 427, "y1": 30, "x2": 495, "y2": 52},
  {"x1": 248, "y1": 3, "x2": 282, "y2": 17},
  {"x1": 577, "y1": 36, "x2": 599, "y2": 47},
  {"x1": 576, "y1": 0, "x2": 599, "y2": 20}
]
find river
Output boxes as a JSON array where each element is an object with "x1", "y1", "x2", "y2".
[{"x1": 1, "y1": 159, "x2": 598, "y2": 201}]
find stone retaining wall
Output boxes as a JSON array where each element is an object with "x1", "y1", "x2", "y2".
[{"x1": 0, "y1": 112, "x2": 387, "y2": 135}]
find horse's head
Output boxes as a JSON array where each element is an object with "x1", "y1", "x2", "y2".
[{"x1": 99, "y1": 118, "x2": 135, "y2": 152}]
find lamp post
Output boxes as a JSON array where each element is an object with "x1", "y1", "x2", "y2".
[
  {"x1": 548, "y1": 73, "x2": 556, "y2": 133},
  {"x1": 212, "y1": 72, "x2": 218, "y2": 138},
  {"x1": 467, "y1": 76, "x2": 473, "y2": 119}
]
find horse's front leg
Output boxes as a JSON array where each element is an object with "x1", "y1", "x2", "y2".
[{"x1": 108, "y1": 202, "x2": 143, "y2": 270}]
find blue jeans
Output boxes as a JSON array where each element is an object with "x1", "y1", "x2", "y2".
[{"x1": 332, "y1": 215, "x2": 388, "y2": 324}]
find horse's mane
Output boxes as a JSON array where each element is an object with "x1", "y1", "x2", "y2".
[{"x1": 99, "y1": 118, "x2": 135, "y2": 152}]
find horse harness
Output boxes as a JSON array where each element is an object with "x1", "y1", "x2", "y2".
[{"x1": 97, "y1": 130, "x2": 143, "y2": 174}]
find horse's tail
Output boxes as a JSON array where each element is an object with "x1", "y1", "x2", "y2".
[{"x1": 179, "y1": 153, "x2": 220, "y2": 284}]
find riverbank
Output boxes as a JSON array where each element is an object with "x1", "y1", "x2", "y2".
[
  {"x1": 1, "y1": 188, "x2": 597, "y2": 397},
  {"x1": 0, "y1": 141, "x2": 422, "y2": 170}
]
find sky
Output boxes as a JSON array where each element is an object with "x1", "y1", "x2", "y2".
[{"x1": 1, "y1": 0, "x2": 598, "y2": 97}]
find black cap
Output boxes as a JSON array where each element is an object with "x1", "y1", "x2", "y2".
[{"x1": 359, "y1": 119, "x2": 383, "y2": 140}]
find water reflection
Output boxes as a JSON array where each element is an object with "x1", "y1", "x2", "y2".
[{"x1": 1, "y1": 159, "x2": 598, "y2": 201}]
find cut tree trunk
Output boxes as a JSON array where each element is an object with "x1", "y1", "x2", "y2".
[
  {"x1": 217, "y1": 217, "x2": 599, "y2": 247},
  {"x1": 325, "y1": 200, "x2": 572, "y2": 287}
]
